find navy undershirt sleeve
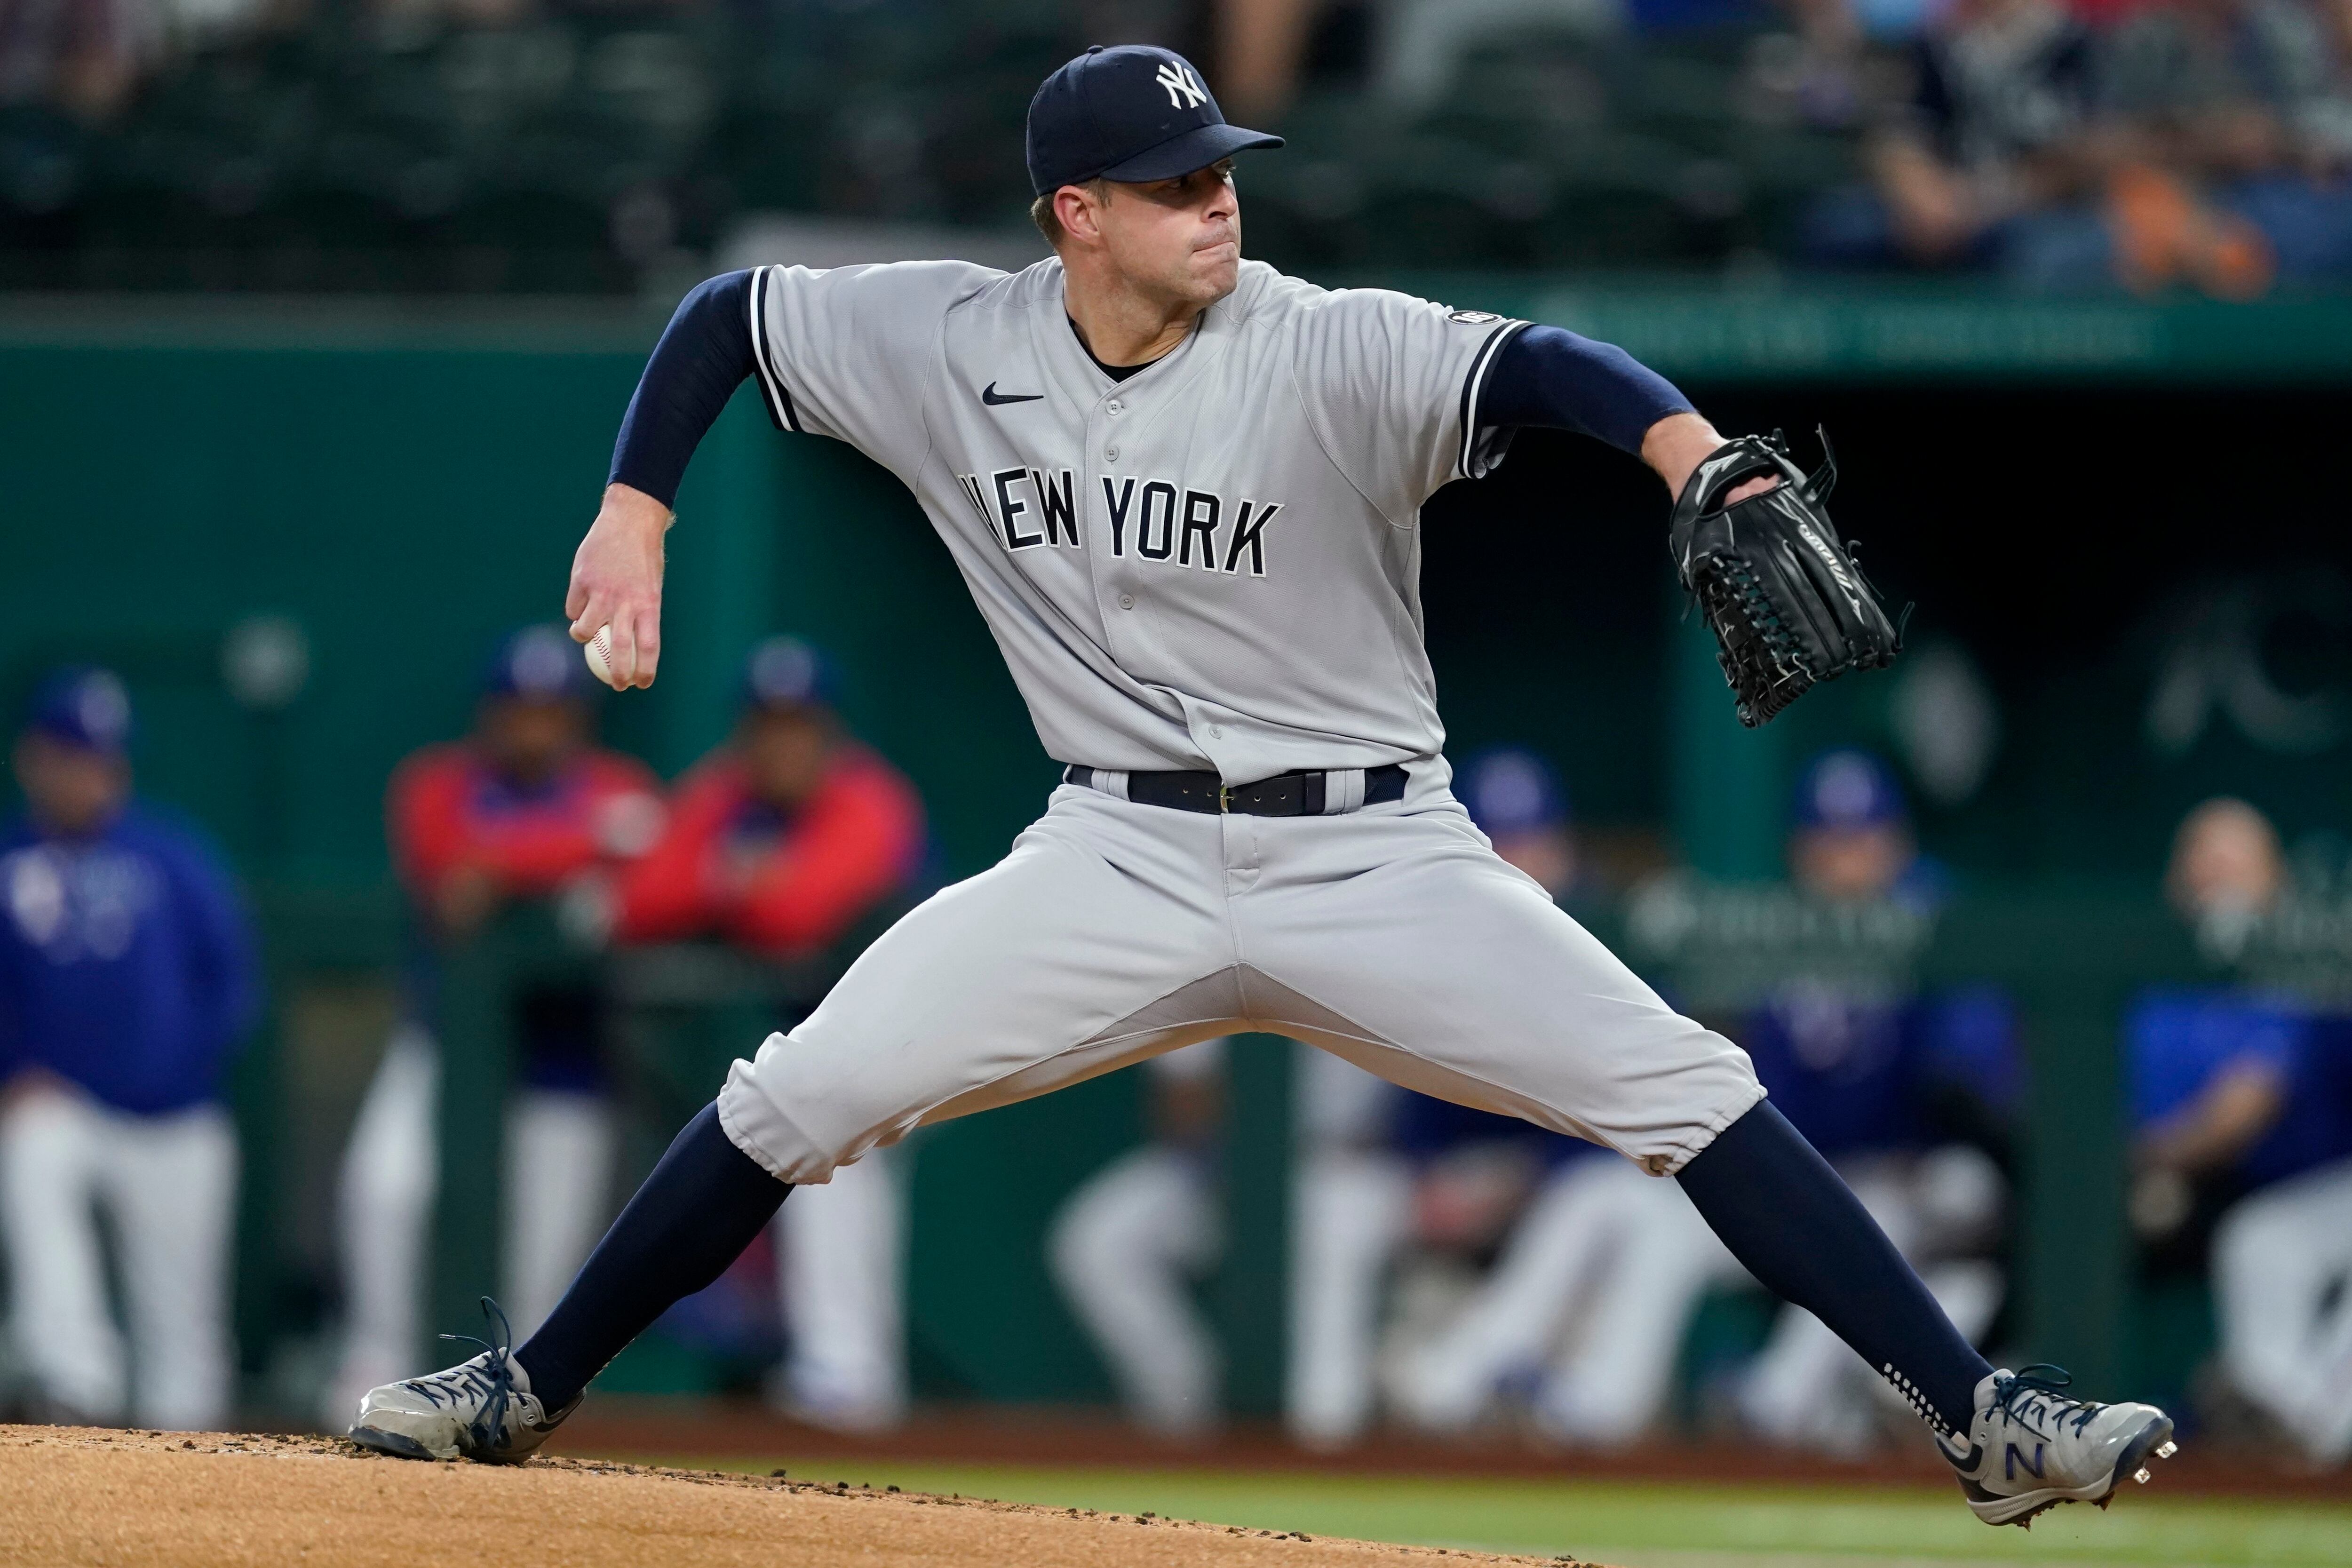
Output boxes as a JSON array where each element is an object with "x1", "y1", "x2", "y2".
[
  {"x1": 607, "y1": 269, "x2": 759, "y2": 509},
  {"x1": 1477, "y1": 324, "x2": 1694, "y2": 457}
]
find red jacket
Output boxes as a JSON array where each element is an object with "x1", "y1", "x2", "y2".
[
  {"x1": 389, "y1": 743, "x2": 664, "y2": 905},
  {"x1": 616, "y1": 746, "x2": 924, "y2": 960}
]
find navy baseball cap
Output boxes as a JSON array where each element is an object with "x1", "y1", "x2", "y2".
[
  {"x1": 483, "y1": 625, "x2": 595, "y2": 702},
  {"x1": 24, "y1": 666, "x2": 132, "y2": 755},
  {"x1": 1460, "y1": 747, "x2": 1569, "y2": 836},
  {"x1": 1792, "y1": 749, "x2": 1906, "y2": 831},
  {"x1": 743, "y1": 637, "x2": 837, "y2": 713},
  {"x1": 1027, "y1": 45, "x2": 1283, "y2": 195}
]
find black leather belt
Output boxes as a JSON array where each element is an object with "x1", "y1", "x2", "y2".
[{"x1": 1062, "y1": 764, "x2": 1407, "y2": 816}]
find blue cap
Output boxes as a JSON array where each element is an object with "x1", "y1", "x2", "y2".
[
  {"x1": 1793, "y1": 749, "x2": 1907, "y2": 831},
  {"x1": 24, "y1": 666, "x2": 132, "y2": 755},
  {"x1": 1027, "y1": 46, "x2": 1283, "y2": 196},
  {"x1": 1459, "y1": 747, "x2": 1568, "y2": 836},
  {"x1": 743, "y1": 637, "x2": 836, "y2": 713},
  {"x1": 483, "y1": 625, "x2": 595, "y2": 702}
]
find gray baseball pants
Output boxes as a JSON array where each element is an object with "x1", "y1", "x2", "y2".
[{"x1": 716, "y1": 762, "x2": 1764, "y2": 1183}]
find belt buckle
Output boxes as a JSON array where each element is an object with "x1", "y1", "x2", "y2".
[{"x1": 1218, "y1": 782, "x2": 1232, "y2": 813}]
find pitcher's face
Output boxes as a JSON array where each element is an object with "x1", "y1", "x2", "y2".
[{"x1": 1094, "y1": 161, "x2": 1241, "y2": 309}]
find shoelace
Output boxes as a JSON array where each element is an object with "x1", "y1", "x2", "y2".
[
  {"x1": 425, "y1": 1296, "x2": 521, "y2": 1453},
  {"x1": 1993, "y1": 1364, "x2": 2100, "y2": 1439}
]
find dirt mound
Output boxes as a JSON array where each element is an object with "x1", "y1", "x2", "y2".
[{"x1": 0, "y1": 1426, "x2": 1600, "y2": 1568}]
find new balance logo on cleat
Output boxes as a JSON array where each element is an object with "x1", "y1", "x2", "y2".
[{"x1": 1940, "y1": 1365, "x2": 2176, "y2": 1528}]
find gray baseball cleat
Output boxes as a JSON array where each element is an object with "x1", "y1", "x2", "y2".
[
  {"x1": 1937, "y1": 1365, "x2": 2177, "y2": 1527},
  {"x1": 348, "y1": 1300, "x2": 578, "y2": 1464}
]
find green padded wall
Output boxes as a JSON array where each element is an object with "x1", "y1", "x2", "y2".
[{"x1": 0, "y1": 334, "x2": 647, "y2": 876}]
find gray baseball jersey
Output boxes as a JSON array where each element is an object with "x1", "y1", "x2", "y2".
[
  {"x1": 714, "y1": 254, "x2": 1760, "y2": 1196},
  {"x1": 747, "y1": 256, "x2": 1526, "y2": 781}
]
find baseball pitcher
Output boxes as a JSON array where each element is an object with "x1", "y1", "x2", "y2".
[{"x1": 351, "y1": 44, "x2": 2172, "y2": 1527}]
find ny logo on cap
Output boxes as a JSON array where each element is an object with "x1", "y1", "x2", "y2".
[{"x1": 1155, "y1": 61, "x2": 1208, "y2": 109}]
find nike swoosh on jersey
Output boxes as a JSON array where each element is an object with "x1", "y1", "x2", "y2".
[{"x1": 982, "y1": 383, "x2": 1045, "y2": 406}]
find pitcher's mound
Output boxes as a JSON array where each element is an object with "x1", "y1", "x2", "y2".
[{"x1": 0, "y1": 1426, "x2": 1594, "y2": 1568}]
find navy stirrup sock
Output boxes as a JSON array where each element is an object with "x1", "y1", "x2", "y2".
[
  {"x1": 516, "y1": 1102, "x2": 789, "y2": 1410},
  {"x1": 1676, "y1": 1100, "x2": 1992, "y2": 1436}
]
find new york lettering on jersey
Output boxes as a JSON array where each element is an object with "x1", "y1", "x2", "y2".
[
  {"x1": 746, "y1": 255, "x2": 1526, "y2": 781},
  {"x1": 954, "y1": 465, "x2": 1281, "y2": 577}
]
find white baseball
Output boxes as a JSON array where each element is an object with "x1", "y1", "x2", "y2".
[{"x1": 583, "y1": 624, "x2": 623, "y2": 689}]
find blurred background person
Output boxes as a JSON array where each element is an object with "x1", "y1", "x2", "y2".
[
  {"x1": 2099, "y1": 0, "x2": 2352, "y2": 294},
  {"x1": 1049, "y1": 1036, "x2": 1231, "y2": 1441},
  {"x1": 1366, "y1": 0, "x2": 1623, "y2": 115},
  {"x1": 1217, "y1": 0, "x2": 1330, "y2": 122},
  {"x1": 1384, "y1": 759, "x2": 1721, "y2": 1449},
  {"x1": 1731, "y1": 750, "x2": 2014, "y2": 1454},
  {"x1": 1299, "y1": 748, "x2": 1650, "y2": 1446},
  {"x1": 1457, "y1": 746, "x2": 1590, "y2": 908},
  {"x1": 0, "y1": 667, "x2": 258, "y2": 1428},
  {"x1": 1479, "y1": 749, "x2": 2013, "y2": 1450},
  {"x1": 1384, "y1": 1090, "x2": 1646, "y2": 1441},
  {"x1": 2130, "y1": 797, "x2": 2352, "y2": 1464},
  {"x1": 617, "y1": 635, "x2": 927, "y2": 1432},
  {"x1": 327, "y1": 626, "x2": 661, "y2": 1422},
  {"x1": 1055, "y1": 1030, "x2": 1396, "y2": 1446},
  {"x1": 1809, "y1": 0, "x2": 2100, "y2": 273},
  {"x1": 1287, "y1": 1041, "x2": 1407, "y2": 1449},
  {"x1": 1811, "y1": 0, "x2": 2352, "y2": 293},
  {"x1": 1058, "y1": 750, "x2": 1602, "y2": 1445}
]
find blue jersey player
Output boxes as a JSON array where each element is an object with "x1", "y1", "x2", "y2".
[
  {"x1": 2132, "y1": 798, "x2": 2352, "y2": 1464},
  {"x1": 0, "y1": 668, "x2": 259, "y2": 1429},
  {"x1": 1730, "y1": 756, "x2": 2018, "y2": 1452}
]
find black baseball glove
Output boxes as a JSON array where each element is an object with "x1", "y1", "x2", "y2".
[{"x1": 1669, "y1": 430, "x2": 1905, "y2": 728}]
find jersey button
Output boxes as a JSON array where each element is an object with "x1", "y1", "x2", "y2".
[
  {"x1": 1105, "y1": 446, "x2": 1120, "y2": 462},
  {"x1": 1107, "y1": 400, "x2": 1124, "y2": 415},
  {"x1": 1118, "y1": 593, "x2": 1135, "y2": 610}
]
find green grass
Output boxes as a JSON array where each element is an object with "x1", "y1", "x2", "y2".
[{"x1": 643, "y1": 1455, "x2": 2352, "y2": 1568}]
